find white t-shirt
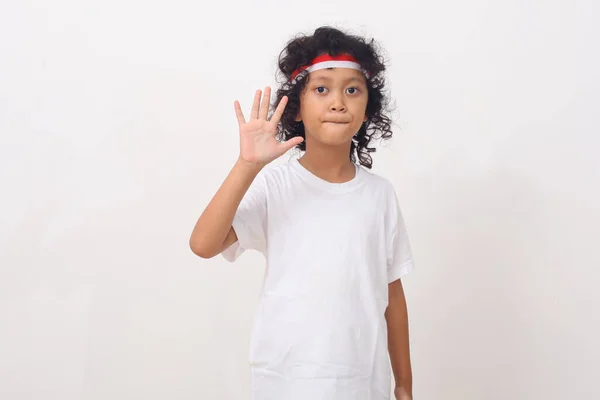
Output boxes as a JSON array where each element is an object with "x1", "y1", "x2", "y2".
[{"x1": 222, "y1": 157, "x2": 414, "y2": 400}]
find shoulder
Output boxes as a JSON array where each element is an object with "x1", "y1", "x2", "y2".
[
  {"x1": 256, "y1": 159, "x2": 293, "y2": 184},
  {"x1": 247, "y1": 159, "x2": 298, "y2": 196},
  {"x1": 359, "y1": 166, "x2": 398, "y2": 198}
]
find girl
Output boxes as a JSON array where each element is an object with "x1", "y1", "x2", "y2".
[{"x1": 190, "y1": 26, "x2": 414, "y2": 400}]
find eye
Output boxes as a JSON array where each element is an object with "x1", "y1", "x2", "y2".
[{"x1": 314, "y1": 86, "x2": 361, "y2": 95}]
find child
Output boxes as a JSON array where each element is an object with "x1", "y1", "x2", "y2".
[{"x1": 190, "y1": 26, "x2": 414, "y2": 400}]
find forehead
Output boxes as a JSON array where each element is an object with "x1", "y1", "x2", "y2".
[{"x1": 307, "y1": 68, "x2": 366, "y2": 84}]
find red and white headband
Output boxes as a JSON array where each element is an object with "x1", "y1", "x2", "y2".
[{"x1": 290, "y1": 53, "x2": 370, "y2": 84}]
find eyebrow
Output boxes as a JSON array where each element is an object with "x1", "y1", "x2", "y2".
[{"x1": 310, "y1": 75, "x2": 365, "y2": 84}]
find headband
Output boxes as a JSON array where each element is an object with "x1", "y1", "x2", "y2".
[{"x1": 290, "y1": 53, "x2": 370, "y2": 84}]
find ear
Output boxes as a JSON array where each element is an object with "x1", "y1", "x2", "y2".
[
  {"x1": 363, "y1": 114, "x2": 368, "y2": 122},
  {"x1": 295, "y1": 112, "x2": 302, "y2": 122}
]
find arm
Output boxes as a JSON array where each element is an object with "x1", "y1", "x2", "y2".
[
  {"x1": 189, "y1": 158, "x2": 262, "y2": 258},
  {"x1": 385, "y1": 279, "x2": 413, "y2": 400},
  {"x1": 189, "y1": 87, "x2": 303, "y2": 259}
]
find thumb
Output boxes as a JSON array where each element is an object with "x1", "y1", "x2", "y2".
[{"x1": 279, "y1": 136, "x2": 304, "y2": 152}]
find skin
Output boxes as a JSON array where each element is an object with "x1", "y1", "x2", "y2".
[{"x1": 294, "y1": 67, "x2": 369, "y2": 183}]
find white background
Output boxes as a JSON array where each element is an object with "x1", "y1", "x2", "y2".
[{"x1": 1, "y1": 0, "x2": 598, "y2": 399}]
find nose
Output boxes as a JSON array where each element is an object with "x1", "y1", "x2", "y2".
[{"x1": 329, "y1": 93, "x2": 346, "y2": 112}]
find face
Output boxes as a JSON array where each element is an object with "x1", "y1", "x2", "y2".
[{"x1": 295, "y1": 67, "x2": 369, "y2": 146}]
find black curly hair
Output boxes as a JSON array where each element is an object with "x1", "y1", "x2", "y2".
[{"x1": 273, "y1": 26, "x2": 395, "y2": 169}]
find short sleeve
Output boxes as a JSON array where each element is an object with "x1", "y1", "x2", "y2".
[
  {"x1": 221, "y1": 171, "x2": 268, "y2": 262},
  {"x1": 386, "y1": 186, "x2": 415, "y2": 283}
]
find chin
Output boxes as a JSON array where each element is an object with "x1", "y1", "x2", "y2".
[{"x1": 315, "y1": 133, "x2": 355, "y2": 146}]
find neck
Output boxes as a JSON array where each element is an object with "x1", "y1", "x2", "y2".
[{"x1": 298, "y1": 138, "x2": 355, "y2": 183}]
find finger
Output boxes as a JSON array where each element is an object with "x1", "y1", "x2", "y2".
[
  {"x1": 269, "y1": 95, "x2": 288, "y2": 126},
  {"x1": 234, "y1": 100, "x2": 246, "y2": 126},
  {"x1": 251, "y1": 89, "x2": 261, "y2": 120},
  {"x1": 259, "y1": 86, "x2": 271, "y2": 120}
]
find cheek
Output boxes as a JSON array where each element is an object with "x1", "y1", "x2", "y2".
[
  {"x1": 350, "y1": 100, "x2": 368, "y2": 115},
  {"x1": 299, "y1": 101, "x2": 320, "y2": 120}
]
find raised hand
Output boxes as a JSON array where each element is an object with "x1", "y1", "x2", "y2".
[{"x1": 235, "y1": 86, "x2": 304, "y2": 167}]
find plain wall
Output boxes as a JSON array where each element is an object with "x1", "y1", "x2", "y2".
[{"x1": 1, "y1": 0, "x2": 598, "y2": 399}]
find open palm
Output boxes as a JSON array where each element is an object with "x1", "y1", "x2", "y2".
[{"x1": 235, "y1": 86, "x2": 303, "y2": 167}]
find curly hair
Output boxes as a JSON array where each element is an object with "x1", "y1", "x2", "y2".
[{"x1": 273, "y1": 26, "x2": 395, "y2": 169}]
